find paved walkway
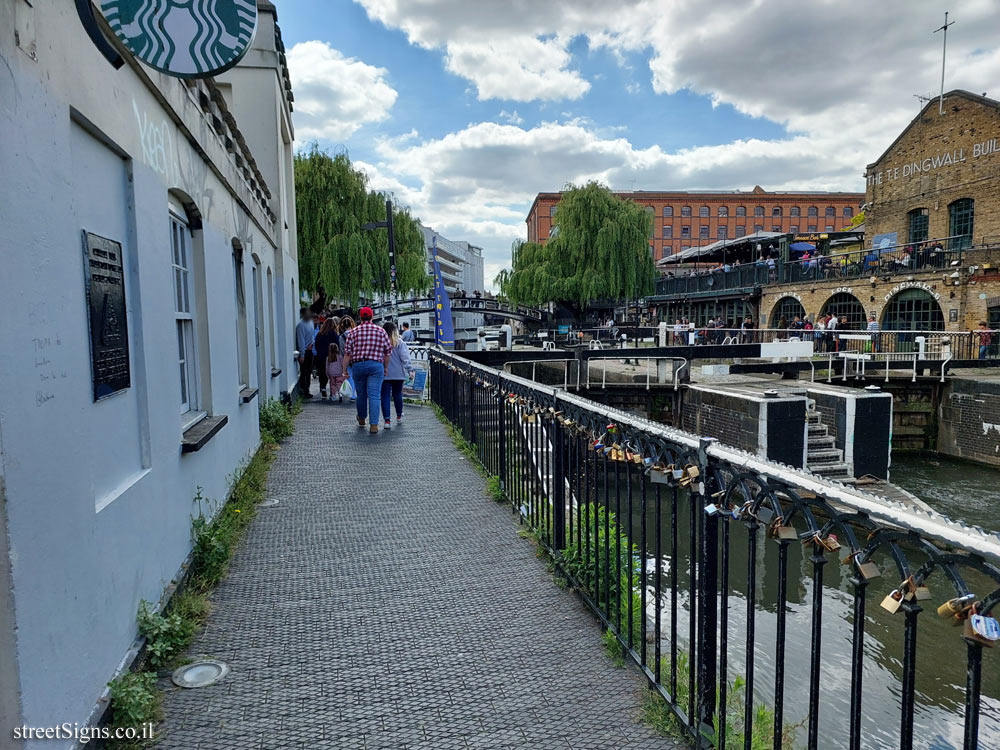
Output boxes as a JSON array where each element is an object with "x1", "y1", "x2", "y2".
[{"x1": 157, "y1": 396, "x2": 681, "y2": 750}]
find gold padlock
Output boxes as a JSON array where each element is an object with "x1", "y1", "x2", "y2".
[
  {"x1": 937, "y1": 594, "x2": 975, "y2": 619},
  {"x1": 769, "y1": 521, "x2": 798, "y2": 541},
  {"x1": 880, "y1": 590, "x2": 903, "y2": 614},
  {"x1": 855, "y1": 559, "x2": 881, "y2": 580}
]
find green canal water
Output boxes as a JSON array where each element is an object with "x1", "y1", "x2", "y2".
[{"x1": 890, "y1": 453, "x2": 1000, "y2": 534}]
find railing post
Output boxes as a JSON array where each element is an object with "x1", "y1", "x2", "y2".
[
  {"x1": 498, "y1": 388, "x2": 507, "y2": 490},
  {"x1": 695, "y1": 436, "x2": 719, "y2": 735},
  {"x1": 468, "y1": 373, "x2": 476, "y2": 445},
  {"x1": 552, "y1": 417, "x2": 566, "y2": 550}
]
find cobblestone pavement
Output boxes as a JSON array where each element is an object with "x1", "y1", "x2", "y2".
[{"x1": 157, "y1": 396, "x2": 683, "y2": 750}]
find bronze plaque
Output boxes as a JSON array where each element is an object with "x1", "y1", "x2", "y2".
[{"x1": 83, "y1": 232, "x2": 130, "y2": 400}]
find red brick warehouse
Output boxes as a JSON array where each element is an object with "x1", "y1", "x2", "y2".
[{"x1": 526, "y1": 186, "x2": 864, "y2": 261}]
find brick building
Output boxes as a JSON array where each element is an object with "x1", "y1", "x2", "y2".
[
  {"x1": 866, "y1": 90, "x2": 1000, "y2": 247},
  {"x1": 526, "y1": 187, "x2": 863, "y2": 261}
]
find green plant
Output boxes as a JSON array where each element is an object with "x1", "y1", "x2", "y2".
[
  {"x1": 259, "y1": 397, "x2": 294, "y2": 443},
  {"x1": 602, "y1": 629, "x2": 624, "y2": 668},
  {"x1": 136, "y1": 601, "x2": 190, "y2": 668},
  {"x1": 486, "y1": 476, "x2": 504, "y2": 503},
  {"x1": 107, "y1": 671, "x2": 160, "y2": 734}
]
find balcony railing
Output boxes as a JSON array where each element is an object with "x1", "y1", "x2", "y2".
[
  {"x1": 655, "y1": 236, "x2": 1000, "y2": 299},
  {"x1": 430, "y1": 349, "x2": 1000, "y2": 750}
]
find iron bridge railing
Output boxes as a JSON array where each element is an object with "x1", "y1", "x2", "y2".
[{"x1": 430, "y1": 349, "x2": 1000, "y2": 750}]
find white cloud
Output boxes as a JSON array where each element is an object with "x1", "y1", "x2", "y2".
[
  {"x1": 498, "y1": 109, "x2": 524, "y2": 126},
  {"x1": 287, "y1": 41, "x2": 398, "y2": 142},
  {"x1": 345, "y1": 0, "x2": 1000, "y2": 287}
]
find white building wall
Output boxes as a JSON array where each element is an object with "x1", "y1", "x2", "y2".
[
  {"x1": 416, "y1": 225, "x2": 484, "y2": 342},
  {"x1": 0, "y1": 1, "x2": 297, "y2": 743}
]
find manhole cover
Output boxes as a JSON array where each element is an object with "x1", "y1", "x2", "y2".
[{"x1": 171, "y1": 660, "x2": 229, "y2": 688}]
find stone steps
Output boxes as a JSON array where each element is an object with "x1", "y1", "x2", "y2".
[{"x1": 808, "y1": 448, "x2": 844, "y2": 464}]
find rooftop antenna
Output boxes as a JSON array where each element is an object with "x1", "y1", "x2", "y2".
[
  {"x1": 934, "y1": 11, "x2": 955, "y2": 115},
  {"x1": 913, "y1": 93, "x2": 934, "y2": 109}
]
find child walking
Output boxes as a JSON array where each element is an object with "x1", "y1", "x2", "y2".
[{"x1": 325, "y1": 342, "x2": 347, "y2": 403}]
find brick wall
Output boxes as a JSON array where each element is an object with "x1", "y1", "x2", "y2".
[
  {"x1": 938, "y1": 377, "x2": 1000, "y2": 467},
  {"x1": 682, "y1": 388, "x2": 760, "y2": 454},
  {"x1": 759, "y1": 249, "x2": 1000, "y2": 331},
  {"x1": 865, "y1": 91, "x2": 1000, "y2": 246}
]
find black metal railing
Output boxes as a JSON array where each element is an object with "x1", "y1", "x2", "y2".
[
  {"x1": 655, "y1": 237, "x2": 1000, "y2": 298},
  {"x1": 430, "y1": 349, "x2": 1000, "y2": 750}
]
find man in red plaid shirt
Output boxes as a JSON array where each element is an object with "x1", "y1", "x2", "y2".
[{"x1": 343, "y1": 307, "x2": 393, "y2": 433}]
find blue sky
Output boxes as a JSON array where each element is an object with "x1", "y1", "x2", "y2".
[{"x1": 277, "y1": 0, "x2": 1000, "y2": 286}]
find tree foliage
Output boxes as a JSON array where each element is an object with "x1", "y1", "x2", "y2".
[
  {"x1": 495, "y1": 182, "x2": 656, "y2": 314},
  {"x1": 846, "y1": 208, "x2": 865, "y2": 230},
  {"x1": 295, "y1": 145, "x2": 429, "y2": 306}
]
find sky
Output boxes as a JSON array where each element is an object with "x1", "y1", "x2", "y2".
[{"x1": 275, "y1": 0, "x2": 1000, "y2": 289}]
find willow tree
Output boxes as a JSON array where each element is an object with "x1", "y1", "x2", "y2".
[
  {"x1": 495, "y1": 182, "x2": 655, "y2": 317},
  {"x1": 295, "y1": 145, "x2": 429, "y2": 306}
]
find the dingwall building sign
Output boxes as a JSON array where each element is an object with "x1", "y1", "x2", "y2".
[
  {"x1": 867, "y1": 138, "x2": 999, "y2": 187},
  {"x1": 98, "y1": 0, "x2": 257, "y2": 78}
]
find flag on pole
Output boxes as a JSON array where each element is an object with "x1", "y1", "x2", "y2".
[{"x1": 432, "y1": 236, "x2": 455, "y2": 348}]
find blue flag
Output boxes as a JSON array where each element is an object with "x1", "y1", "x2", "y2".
[{"x1": 432, "y1": 236, "x2": 455, "y2": 348}]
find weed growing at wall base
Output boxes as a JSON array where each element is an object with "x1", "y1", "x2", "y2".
[{"x1": 106, "y1": 671, "x2": 160, "y2": 748}]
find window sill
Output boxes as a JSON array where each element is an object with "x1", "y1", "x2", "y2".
[
  {"x1": 270, "y1": 368, "x2": 282, "y2": 378},
  {"x1": 240, "y1": 386, "x2": 258, "y2": 404},
  {"x1": 181, "y1": 415, "x2": 228, "y2": 453}
]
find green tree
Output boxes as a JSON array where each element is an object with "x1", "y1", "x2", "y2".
[
  {"x1": 294, "y1": 145, "x2": 429, "y2": 306},
  {"x1": 495, "y1": 182, "x2": 656, "y2": 317}
]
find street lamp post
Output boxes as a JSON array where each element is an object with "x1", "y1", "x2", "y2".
[{"x1": 362, "y1": 198, "x2": 398, "y2": 321}]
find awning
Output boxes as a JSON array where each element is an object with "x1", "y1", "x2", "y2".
[{"x1": 659, "y1": 231, "x2": 784, "y2": 264}]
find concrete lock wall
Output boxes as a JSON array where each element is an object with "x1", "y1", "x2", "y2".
[
  {"x1": 682, "y1": 387, "x2": 806, "y2": 468},
  {"x1": 0, "y1": 1, "x2": 297, "y2": 740},
  {"x1": 939, "y1": 377, "x2": 1000, "y2": 467},
  {"x1": 806, "y1": 386, "x2": 892, "y2": 479}
]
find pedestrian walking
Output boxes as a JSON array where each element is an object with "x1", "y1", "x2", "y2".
[
  {"x1": 380, "y1": 322, "x2": 414, "y2": 429},
  {"x1": 295, "y1": 307, "x2": 314, "y2": 399},
  {"x1": 314, "y1": 317, "x2": 340, "y2": 400},
  {"x1": 325, "y1": 342, "x2": 347, "y2": 402},
  {"x1": 343, "y1": 306, "x2": 392, "y2": 433},
  {"x1": 339, "y1": 315, "x2": 357, "y2": 401},
  {"x1": 401, "y1": 322, "x2": 415, "y2": 342}
]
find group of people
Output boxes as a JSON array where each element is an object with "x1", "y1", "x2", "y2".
[
  {"x1": 671, "y1": 316, "x2": 756, "y2": 345},
  {"x1": 295, "y1": 306, "x2": 415, "y2": 433}
]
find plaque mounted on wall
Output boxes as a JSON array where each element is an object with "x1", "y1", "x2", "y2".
[{"x1": 83, "y1": 232, "x2": 131, "y2": 400}]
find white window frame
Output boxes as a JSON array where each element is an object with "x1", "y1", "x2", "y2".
[
  {"x1": 233, "y1": 249, "x2": 249, "y2": 391},
  {"x1": 171, "y1": 210, "x2": 202, "y2": 425}
]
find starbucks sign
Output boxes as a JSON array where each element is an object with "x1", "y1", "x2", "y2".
[{"x1": 98, "y1": 1, "x2": 257, "y2": 78}]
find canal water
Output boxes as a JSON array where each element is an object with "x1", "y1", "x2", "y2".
[
  {"x1": 596, "y1": 468, "x2": 1000, "y2": 750},
  {"x1": 890, "y1": 453, "x2": 1000, "y2": 534}
]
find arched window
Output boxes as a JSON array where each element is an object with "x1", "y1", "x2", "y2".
[
  {"x1": 881, "y1": 289, "x2": 944, "y2": 331},
  {"x1": 821, "y1": 292, "x2": 866, "y2": 329},
  {"x1": 699, "y1": 205, "x2": 710, "y2": 217},
  {"x1": 907, "y1": 208, "x2": 929, "y2": 244},
  {"x1": 825, "y1": 206, "x2": 836, "y2": 217},
  {"x1": 736, "y1": 206, "x2": 746, "y2": 217},
  {"x1": 948, "y1": 198, "x2": 974, "y2": 249},
  {"x1": 754, "y1": 205, "x2": 764, "y2": 217},
  {"x1": 843, "y1": 206, "x2": 853, "y2": 218},
  {"x1": 718, "y1": 206, "x2": 729, "y2": 217},
  {"x1": 807, "y1": 206, "x2": 818, "y2": 217},
  {"x1": 681, "y1": 205, "x2": 692, "y2": 217},
  {"x1": 663, "y1": 205, "x2": 673, "y2": 217},
  {"x1": 772, "y1": 297, "x2": 806, "y2": 326},
  {"x1": 790, "y1": 206, "x2": 800, "y2": 217},
  {"x1": 772, "y1": 206, "x2": 782, "y2": 217}
]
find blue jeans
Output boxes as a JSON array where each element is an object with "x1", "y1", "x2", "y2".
[
  {"x1": 351, "y1": 361, "x2": 384, "y2": 424},
  {"x1": 980, "y1": 344, "x2": 989, "y2": 359},
  {"x1": 381, "y1": 379, "x2": 404, "y2": 422}
]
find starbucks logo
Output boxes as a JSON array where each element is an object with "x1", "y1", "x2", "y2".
[{"x1": 99, "y1": 0, "x2": 257, "y2": 78}]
